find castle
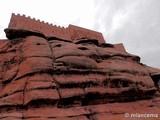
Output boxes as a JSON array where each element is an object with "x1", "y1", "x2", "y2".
[{"x1": 8, "y1": 13, "x2": 105, "y2": 42}]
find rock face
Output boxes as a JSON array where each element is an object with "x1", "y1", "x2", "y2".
[{"x1": 0, "y1": 14, "x2": 160, "y2": 120}]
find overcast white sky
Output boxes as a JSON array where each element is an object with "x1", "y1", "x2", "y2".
[{"x1": 0, "y1": 0, "x2": 160, "y2": 68}]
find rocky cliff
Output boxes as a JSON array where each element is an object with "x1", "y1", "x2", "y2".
[{"x1": 0, "y1": 14, "x2": 160, "y2": 120}]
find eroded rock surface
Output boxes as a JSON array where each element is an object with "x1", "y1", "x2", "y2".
[{"x1": 0, "y1": 14, "x2": 160, "y2": 120}]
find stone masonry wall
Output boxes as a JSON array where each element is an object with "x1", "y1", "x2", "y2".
[{"x1": 8, "y1": 13, "x2": 105, "y2": 42}]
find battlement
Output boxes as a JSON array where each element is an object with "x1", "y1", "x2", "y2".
[
  {"x1": 9, "y1": 13, "x2": 70, "y2": 40},
  {"x1": 8, "y1": 13, "x2": 105, "y2": 42}
]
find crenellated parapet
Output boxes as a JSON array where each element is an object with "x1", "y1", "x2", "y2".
[
  {"x1": 8, "y1": 13, "x2": 105, "y2": 42},
  {"x1": 9, "y1": 13, "x2": 70, "y2": 40}
]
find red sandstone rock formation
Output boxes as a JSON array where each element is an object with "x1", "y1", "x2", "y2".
[{"x1": 0, "y1": 14, "x2": 160, "y2": 120}]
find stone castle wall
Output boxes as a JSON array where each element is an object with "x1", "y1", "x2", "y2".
[{"x1": 8, "y1": 13, "x2": 105, "y2": 42}]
